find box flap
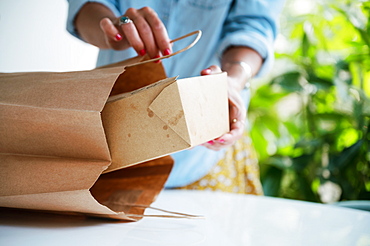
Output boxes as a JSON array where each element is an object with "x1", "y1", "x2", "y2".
[{"x1": 149, "y1": 82, "x2": 191, "y2": 144}]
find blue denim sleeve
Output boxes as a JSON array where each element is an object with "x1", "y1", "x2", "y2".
[
  {"x1": 218, "y1": 0, "x2": 285, "y2": 77},
  {"x1": 66, "y1": 0, "x2": 121, "y2": 39}
]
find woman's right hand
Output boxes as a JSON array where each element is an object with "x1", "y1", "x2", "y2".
[{"x1": 99, "y1": 7, "x2": 172, "y2": 58}]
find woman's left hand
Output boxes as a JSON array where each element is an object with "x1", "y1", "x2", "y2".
[{"x1": 201, "y1": 65, "x2": 246, "y2": 151}]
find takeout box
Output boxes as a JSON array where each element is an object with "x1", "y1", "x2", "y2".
[{"x1": 0, "y1": 31, "x2": 229, "y2": 220}]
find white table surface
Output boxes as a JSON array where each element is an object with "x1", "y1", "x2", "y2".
[{"x1": 1, "y1": 190, "x2": 369, "y2": 246}]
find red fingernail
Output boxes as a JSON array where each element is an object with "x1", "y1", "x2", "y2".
[
  {"x1": 153, "y1": 55, "x2": 161, "y2": 63},
  {"x1": 218, "y1": 139, "x2": 225, "y2": 143},
  {"x1": 163, "y1": 48, "x2": 171, "y2": 56},
  {"x1": 139, "y1": 49, "x2": 146, "y2": 56},
  {"x1": 115, "y1": 34, "x2": 122, "y2": 41},
  {"x1": 207, "y1": 140, "x2": 215, "y2": 145}
]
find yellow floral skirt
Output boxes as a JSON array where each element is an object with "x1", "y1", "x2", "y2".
[{"x1": 177, "y1": 131, "x2": 263, "y2": 195}]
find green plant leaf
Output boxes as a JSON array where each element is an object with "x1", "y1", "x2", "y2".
[
  {"x1": 296, "y1": 173, "x2": 318, "y2": 202},
  {"x1": 291, "y1": 154, "x2": 313, "y2": 172},
  {"x1": 265, "y1": 156, "x2": 292, "y2": 170},
  {"x1": 328, "y1": 140, "x2": 363, "y2": 171},
  {"x1": 270, "y1": 71, "x2": 303, "y2": 92},
  {"x1": 261, "y1": 166, "x2": 283, "y2": 196},
  {"x1": 307, "y1": 73, "x2": 333, "y2": 90}
]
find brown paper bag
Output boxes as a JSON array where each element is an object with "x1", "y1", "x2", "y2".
[{"x1": 0, "y1": 31, "x2": 229, "y2": 220}]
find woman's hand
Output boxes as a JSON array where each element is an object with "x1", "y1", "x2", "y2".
[
  {"x1": 100, "y1": 7, "x2": 172, "y2": 58},
  {"x1": 75, "y1": 4, "x2": 171, "y2": 59},
  {"x1": 201, "y1": 65, "x2": 246, "y2": 151}
]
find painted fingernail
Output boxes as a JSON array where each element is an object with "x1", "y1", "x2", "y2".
[
  {"x1": 153, "y1": 55, "x2": 161, "y2": 63},
  {"x1": 163, "y1": 48, "x2": 171, "y2": 56},
  {"x1": 218, "y1": 139, "x2": 225, "y2": 143},
  {"x1": 139, "y1": 49, "x2": 146, "y2": 56},
  {"x1": 115, "y1": 34, "x2": 122, "y2": 41},
  {"x1": 204, "y1": 68, "x2": 212, "y2": 74},
  {"x1": 207, "y1": 140, "x2": 215, "y2": 145}
]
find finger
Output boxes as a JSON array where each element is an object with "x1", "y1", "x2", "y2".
[
  {"x1": 202, "y1": 135, "x2": 234, "y2": 150},
  {"x1": 202, "y1": 116, "x2": 245, "y2": 151},
  {"x1": 201, "y1": 65, "x2": 222, "y2": 76},
  {"x1": 211, "y1": 100, "x2": 245, "y2": 147},
  {"x1": 229, "y1": 119, "x2": 245, "y2": 138},
  {"x1": 124, "y1": 8, "x2": 158, "y2": 57},
  {"x1": 117, "y1": 14, "x2": 146, "y2": 55},
  {"x1": 132, "y1": 18, "x2": 158, "y2": 58},
  {"x1": 100, "y1": 18, "x2": 124, "y2": 44},
  {"x1": 213, "y1": 122, "x2": 244, "y2": 146},
  {"x1": 141, "y1": 7, "x2": 171, "y2": 56},
  {"x1": 229, "y1": 100, "x2": 244, "y2": 121},
  {"x1": 202, "y1": 140, "x2": 224, "y2": 151}
]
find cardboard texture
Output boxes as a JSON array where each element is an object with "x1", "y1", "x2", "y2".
[{"x1": 0, "y1": 31, "x2": 229, "y2": 220}]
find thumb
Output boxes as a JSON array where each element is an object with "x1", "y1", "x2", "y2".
[{"x1": 200, "y1": 65, "x2": 222, "y2": 76}]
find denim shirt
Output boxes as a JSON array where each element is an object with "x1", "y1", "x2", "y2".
[{"x1": 67, "y1": 0, "x2": 284, "y2": 187}]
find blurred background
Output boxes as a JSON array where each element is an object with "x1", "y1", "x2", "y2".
[
  {"x1": 249, "y1": 0, "x2": 370, "y2": 204},
  {"x1": 1, "y1": 0, "x2": 369, "y2": 204},
  {"x1": 0, "y1": 0, "x2": 98, "y2": 72}
]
